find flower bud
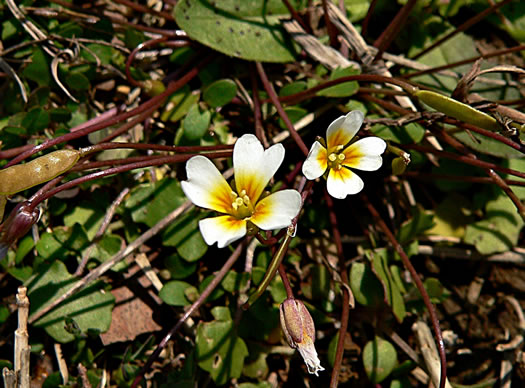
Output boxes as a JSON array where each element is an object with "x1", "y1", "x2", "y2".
[
  {"x1": 279, "y1": 298, "x2": 325, "y2": 376},
  {"x1": 0, "y1": 202, "x2": 39, "y2": 260}
]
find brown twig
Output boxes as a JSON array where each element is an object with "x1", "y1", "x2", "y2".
[
  {"x1": 255, "y1": 62, "x2": 309, "y2": 155},
  {"x1": 130, "y1": 239, "x2": 248, "y2": 388},
  {"x1": 28, "y1": 200, "x2": 193, "y2": 324}
]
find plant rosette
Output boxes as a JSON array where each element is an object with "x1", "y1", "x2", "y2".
[
  {"x1": 302, "y1": 111, "x2": 387, "y2": 199},
  {"x1": 182, "y1": 134, "x2": 302, "y2": 248}
]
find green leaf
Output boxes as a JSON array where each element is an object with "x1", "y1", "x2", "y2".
[
  {"x1": 397, "y1": 208, "x2": 434, "y2": 245},
  {"x1": 367, "y1": 249, "x2": 406, "y2": 323},
  {"x1": 424, "y1": 277, "x2": 450, "y2": 303},
  {"x1": 454, "y1": 130, "x2": 525, "y2": 159},
  {"x1": 164, "y1": 253, "x2": 198, "y2": 279},
  {"x1": 196, "y1": 306, "x2": 249, "y2": 385},
  {"x1": 317, "y1": 66, "x2": 359, "y2": 97},
  {"x1": 504, "y1": 158, "x2": 525, "y2": 200},
  {"x1": 65, "y1": 72, "x2": 90, "y2": 91},
  {"x1": 183, "y1": 104, "x2": 211, "y2": 141},
  {"x1": 464, "y1": 191, "x2": 524, "y2": 254},
  {"x1": 23, "y1": 47, "x2": 51, "y2": 86},
  {"x1": 161, "y1": 85, "x2": 200, "y2": 123},
  {"x1": 203, "y1": 79, "x2": 238, "y2": 108},
  {"x1": 279, "y1": 81, "x2": 307, "y2": 97},
  {"x1": 64, "y1": 201, "x2": 105, "y2": 240},
  {"x1": 278, "y1": 106, "x2": 308, "y2": 129},
  {"x1": 126, "y1": 179, "x2": 186, "y2": 227},
  {"x1": 362, "y1": 336, "x2": 398, "y2": 384},
  {"x1": 349, "y1": 262, "x2": 384, "y2": 307},
  {"x1": 36, "y1": 224, "x2": 89, "y2": 262},
  {"x1": 174, "y1": 0, "x2": 304, "y2": 63},
  {"x1": 426, "y1": 194, "x2": 473, "y2": 238},
  {"x1": 159, "y1": 280, "x2": 195, "y2": 306},
  {"x1": 162, "y1": 210, "x2": 208, "y2": 262},
  {"x1": 370, "y1": 122, "x2": 425, "y2": 144},
  {"x1": 221, "y1": 270, "x2": 250, "y2": 293},
  {"x1": 242, "y1": 349, "x2": 270, "y2": 380},
  {"x1": 27, "y1": 261, "x2": 115, "y2": 343},
  {"x1": 199, "y1": 275, "x2": 225, "y2": 302},
  {"x1": 81, "y1": 44, "x2": 113, "y2": 65}
]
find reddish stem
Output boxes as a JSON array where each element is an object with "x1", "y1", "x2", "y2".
[
  {"x1": 411, "y1": 0, "x2": 513, "y2": 60},
  {"x1": 256, "y1": 63, "x2": 312, "y2": 156},
  {"x1": 324, "y1": 190, "x2": 351, "y2": 388},
  {"x1": 372, "y1": 0, "x2": 418, "y2": 61},
  {"x1": 4, "y1": 55, "x2": 213, "y2": 168},
  {"x1": 362, "y1": 194, "x2": 447, "y2": 388}
]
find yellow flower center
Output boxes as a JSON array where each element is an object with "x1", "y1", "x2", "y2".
[
  {"x1": 327, "y1": 145, "x2": 345, "y2": 170},
  {"x1": 230, "y1": 189, "x2": 254, "y2": 219}
]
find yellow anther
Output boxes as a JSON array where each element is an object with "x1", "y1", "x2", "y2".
[
  {"x1": 243, "y1": 195, "x2": 251, "y2": 205},
  {"x1": 230, "y1": 191, "x2": 238, "y2": 200},
  {"x1": 328, "y1": 153, "x2": 337, "y2": 162},
  {"x1": 240, "y1": 189, "x2": 247, "y2": 197},
  {"x1": 336, "y1": 144, "x2": 344, "y2": 151},
  {"x1": 235, "y1": 197, "x2": 244, "y2": 207},
  {"x1": 232, "y1": 201, "x2": 239, "y2": 211},
  {"x1": 338, "y1": 154, "x2": 345, "y2": 161}
]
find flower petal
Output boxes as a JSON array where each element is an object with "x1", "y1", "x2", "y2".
[
  {"x1": 181, "y1": 156, "x2": 233, "y2": 213},
  {"x1": 233, "y1": 134, "x2": 285, "y2": 203},
  {"x1": 199, "y1": 216, "x2": 246, "y2": 248},
  {"x1": 326, "y1": 110, "x2": 364, "y2": 149},
  {"x1": 297, "y1": 340, "x2": 325, "y2": 376},
  {"x1": 327, "y1": 167, "x2": 364, "y2": 199},
  {"x1": 251, "y1": 190, "x2": 302, "y2": 230},
  {"x1": 302, "y1": 141, "x2": 327, "y2": 180},
  {"x1": 342, "y1": 137, "x2": 386, "y2": 171}
]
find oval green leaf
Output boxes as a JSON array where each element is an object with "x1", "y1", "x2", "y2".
[
  {"x1": 173, "y1": 0, "x2": 304, "y2": 63},
  {"x1": 203, "y1": 79, "x2": 237, "y2": 107},
  {"x1": 362, "y1": 336, "x2": 398, "y2": 384}
]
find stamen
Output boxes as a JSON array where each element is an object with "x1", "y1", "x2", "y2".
[
  {"x1": 235, "y1": 198, "x2": 244, "y2": 207},
  {"x1": 242, "y1": 195, "x2": 251, "y2": 206},
  {"x1": 328, "y1": 153, "x2": 337, "y2": 162},
  {"x1": 338, "y1": 154, "x2": 345, "y2": 161},
  {"x1": 232, "y1": 201, "x2": 238, "y2": 211}
]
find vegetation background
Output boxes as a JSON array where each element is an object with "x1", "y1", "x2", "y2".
[{"x1": 1, "y1": 0, "x2": 525, "y2": 387}]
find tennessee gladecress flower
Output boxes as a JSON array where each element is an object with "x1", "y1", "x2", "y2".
[
  {"x1": 181, "y1": 134, "x2": 302, "y2": 248},
  {"x1": 302, "y1": 110, "x2": 387, "y2": 199}
]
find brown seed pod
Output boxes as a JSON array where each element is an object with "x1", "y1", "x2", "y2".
[{"x1": 0, "y1": 150, "x2": 80, "y2": 195}]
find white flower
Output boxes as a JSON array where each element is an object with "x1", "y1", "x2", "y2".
[
  {"x1": 302, "y1": 111, "x2": 387, "y2": 199},
  {"x1": 181, "y1": 134, "x2": 302, "y2": 248}
]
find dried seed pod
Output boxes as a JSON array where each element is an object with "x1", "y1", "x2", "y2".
[
  {"x1": 0, "y1": 150, "x2": 80, "y2": 195},
  {"x1": 415, "y1": 90, "x2": 500, "y2": 132}
]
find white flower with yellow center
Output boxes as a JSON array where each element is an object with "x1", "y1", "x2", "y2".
[
  {"x1": 302, "y1": 110, "x2": 387, "y2": 199},
  {"x1": 181, "y1": 134, "x2": 302, "y2": 248}
]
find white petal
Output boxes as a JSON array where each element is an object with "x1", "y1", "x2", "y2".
[
  {"x1": 326, "y1": 168, "x2": 364, "y2": 199},
  {"x1": 297, "y1": 342, "x2": 325, "y2": 376},
  {"x1": 302, "y1": 141, "x2": 327, "y2": 180},
  {"x1": 326, "y1": 110, "x2": 364, "y2": 149},
  {"x1": 343, "y1": 137, "x2": 386, "y2": 171},
  {"x1": 251, "y1": 190, "x2": 302, "y2": 230},
  {"x1": 181, "y1": 156, "x2": 233, "y2": 213},
  {"x1": 199, "y1": 216, "x2": 246, "y2": 248},
  {"x1": 233, "y1": 134, "x2": 285, "y2": 203}
]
